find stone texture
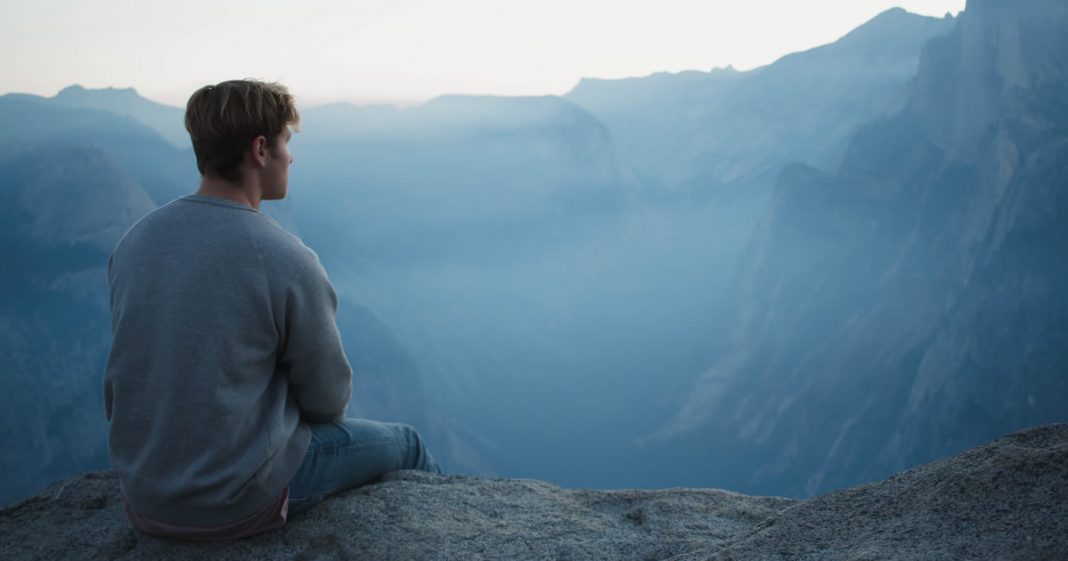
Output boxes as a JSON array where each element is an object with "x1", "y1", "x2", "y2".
[
  {"x1": 670, "y1": 423, "x2": 1068, "y2": 561},
  {"x1": 0, "y1": 470, "x2": 792, "y2": 561},
  {"x1": 2, "y1": 424, "x2": 1065, "y2": 561}
]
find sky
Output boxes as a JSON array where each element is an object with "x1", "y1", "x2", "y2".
[{"x1": 1, "y1": 0, "x2": 965, "y2": 108}]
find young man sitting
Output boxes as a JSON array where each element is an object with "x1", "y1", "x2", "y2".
[{"x1": 103, "y1": 79, "x2": 440, "y2": 541}]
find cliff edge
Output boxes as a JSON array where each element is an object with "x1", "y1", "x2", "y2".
[{"x1": 2, "y1": 424, "x2": 1065, "y2": 561}]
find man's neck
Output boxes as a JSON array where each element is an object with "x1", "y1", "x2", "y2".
[{"x1": 195, "y1": 175, "x2": 263, "y2": 210}]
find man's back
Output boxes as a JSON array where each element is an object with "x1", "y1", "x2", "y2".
[{"x1": 104, "y1": 194, "x2": 352, "y2": 527}]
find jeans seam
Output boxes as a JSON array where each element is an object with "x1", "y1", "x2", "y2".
[
  {"x1": 290, "y1": 421, "x2": 431, "y2": 507},
  {"x1": 307, "y1": 435, "x2": 397, "y2": 454},
  {"x1": 290, "y1": 436, "x2": 400, "y2": 499}
]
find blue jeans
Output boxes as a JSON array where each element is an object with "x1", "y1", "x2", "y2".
[{"x1": 287, "y1": 418, "x2": 441, "y2": 516}]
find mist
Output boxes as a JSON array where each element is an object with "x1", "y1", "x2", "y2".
[{"x1": 1, "y1": 1, "x2": 1065, "y2": 507}]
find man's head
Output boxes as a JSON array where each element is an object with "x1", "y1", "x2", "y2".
[{"x1": 184, "y1": 79, "x2": 299, "y2": 197}]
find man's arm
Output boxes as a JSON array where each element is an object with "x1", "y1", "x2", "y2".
[{"x1": 278, "y1": 254, "x2": 353, "y2": 423}]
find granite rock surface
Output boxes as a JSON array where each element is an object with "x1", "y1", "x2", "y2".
[{"x1": 1, "y1": 424, "x2": 1065, "y2": 561}]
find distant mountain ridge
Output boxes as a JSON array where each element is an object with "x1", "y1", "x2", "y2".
[
  {"x1": 0, "y1": 93, "x2": 195, "y2": 206},
  {"x1": 292, "y1": 93, "x2": 622, "y2": 265},
  {"x1": 50, "y1": 85, "x2": 188, "y2": 148},
  {"x1": 566, "y1": 8, "x2": 956, "y2": 199}
]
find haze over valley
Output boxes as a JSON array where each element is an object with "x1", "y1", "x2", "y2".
[{"x1": 1, "y1": 0, "x2": 1064, "y2": 507}]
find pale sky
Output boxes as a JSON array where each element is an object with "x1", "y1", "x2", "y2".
[{"x1": 0, "y1": 0, "x2": 965, "y2": 108}]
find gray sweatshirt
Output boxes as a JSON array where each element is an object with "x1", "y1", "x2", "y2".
[{"x1": 104, "y1": 194, "x2": 352, "y2": 526}]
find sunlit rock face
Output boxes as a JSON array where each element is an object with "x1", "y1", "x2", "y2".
[
  {"x1": 654, "y1": 0, "x2": 1068, "y2": 497},
  {"x1": 2, "y1": 424, "x2": 1065, "y2": 561}
]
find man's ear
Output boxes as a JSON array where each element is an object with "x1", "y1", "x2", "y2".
[{"x1": 249, "y1": 135, "x2": 269, "y2": 168}]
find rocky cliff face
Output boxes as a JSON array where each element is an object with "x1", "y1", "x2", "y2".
[
  {"x1": 653, "y1": 0, "x2": 1068, "y2": 497},
  {"x1": 2, "y1": 424, "x2": 1065, "y2": 561}
]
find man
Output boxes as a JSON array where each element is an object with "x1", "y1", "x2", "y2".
[{"x1": 103, "y1": 79, "x2": 440, "y2": 541}]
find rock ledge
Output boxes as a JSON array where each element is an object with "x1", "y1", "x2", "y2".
[{"x1": 2, "y1": 424, "x2": 1065, "y2": 561}]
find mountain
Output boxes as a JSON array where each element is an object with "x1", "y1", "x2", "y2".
[
  {"x1": 0, "y1": 142, "x2": 156, "y2": 506},
  {"x1": 0, "y1": 93, "x2": 195, "y2": 206},
  {"x1": 2, "y1": 423, "x2": 1065, "y2": 561},
  {"x1": 566, "y1": 8, "x2": 956, "y2": 201},
  {"x1": 293, "y1": 94, "x2": 623, "y2": 265},
  {"x1": 50, "y1": 85, "x2": 188, "y2": 148},
  {"x1": 651, "y1": 0, "x2": 1068, "y2": 497}
]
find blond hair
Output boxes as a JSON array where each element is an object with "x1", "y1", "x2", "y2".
[{"x1": 184, "y1": 79, "x2": 300, "y2": 181}]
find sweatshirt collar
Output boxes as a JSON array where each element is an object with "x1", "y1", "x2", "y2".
[{"x1": 181, "y1": 194, "x2": 260, "y2": 213}]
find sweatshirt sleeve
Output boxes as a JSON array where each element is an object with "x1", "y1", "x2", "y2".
[{"x1": 278, "y1": 249, "x2": 353, "y2": 423}]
